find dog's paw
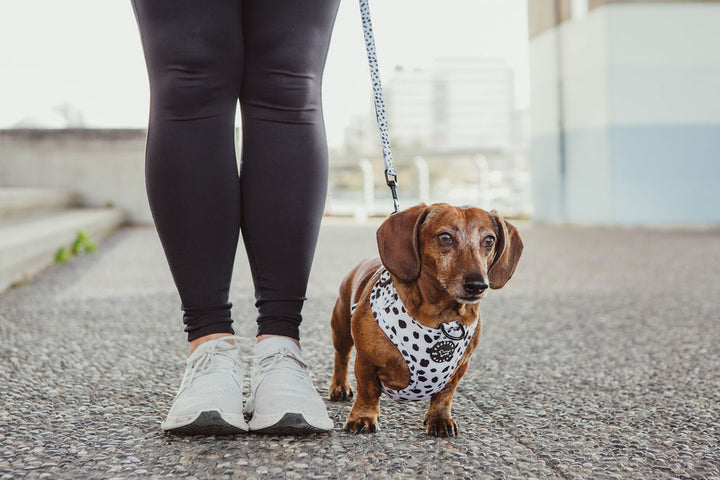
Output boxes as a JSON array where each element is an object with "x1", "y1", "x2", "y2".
[
  {"x1": 425, "y1": 416, "x2": 458, "y2": 437},
  {"x1": 329, "y1": 383, "x2": 354, "y2": 402},
  {"x1": 343, "y1": 415, "x2": 379, "y2": 434}
]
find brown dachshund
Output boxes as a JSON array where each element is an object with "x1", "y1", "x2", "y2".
[{"x1": 329, "y1": 203, "x2": 523, "y2": 436}]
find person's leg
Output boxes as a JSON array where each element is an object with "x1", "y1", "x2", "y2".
[
  {"x1": 238, "y1": 0, "x2": 341, "y2": 434},
  {"x1": 132, "y1": 0, "x2": 248, "y2": 434},
  {"x1": 239, "y1": 0, "x2": 341, "y2": 342},
  {"x1": 132, "y1": 0, "x2": 243, "y2": 345}
]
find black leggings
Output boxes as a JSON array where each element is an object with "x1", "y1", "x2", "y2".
[{"x1": 132, "y1": 0, "x2": 340, "y2": 341}]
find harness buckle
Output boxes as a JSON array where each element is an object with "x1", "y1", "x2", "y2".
[{"x1": 440, "y1": 322, "x2": 467, "y2": 341}]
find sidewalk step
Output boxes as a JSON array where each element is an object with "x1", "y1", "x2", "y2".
[
  {"x1": 0, "y1": 208, "x2": 126, "y2": 292},
  {"x1": 0, "y1": 187, "x2": 80, "y2": 221}
]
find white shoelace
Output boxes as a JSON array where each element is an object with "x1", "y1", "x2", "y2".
[
  {"x1": 248, "y1": 348, "x2": 313, "y2": 389},
  {"x1": 177, "y1": 335, "x2": 248, "y2": 396}
]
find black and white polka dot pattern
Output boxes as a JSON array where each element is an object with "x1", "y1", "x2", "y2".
[
  {"x1": 359, "y1": 0, "x2": 397, "y2": 178},
  {"x1": 369, "y1": 269, "x2": 478, "y2": 402}
]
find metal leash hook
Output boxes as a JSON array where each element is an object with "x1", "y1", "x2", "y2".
[
  {"x1": 360, "y1": 0, "x2": 400, "y2": 215},
  {"x1": 385, "y1": 171, "x2": 400, "y2": 214}
]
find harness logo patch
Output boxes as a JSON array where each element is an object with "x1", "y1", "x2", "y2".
[{"x1": 429, "y1": 340, "x2": 457, "y2": 363}]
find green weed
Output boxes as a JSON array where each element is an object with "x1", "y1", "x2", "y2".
[{"x1": 55, "y1": 230, "x2": 97, "y2": 264}]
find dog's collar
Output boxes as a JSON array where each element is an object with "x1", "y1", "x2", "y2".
[{"x1": 368, "y1": 268, "x2": 478, "y2": 402}]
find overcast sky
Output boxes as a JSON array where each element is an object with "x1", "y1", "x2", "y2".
[{"x1": 0, "y1": 0, "x2": 529, "y2": 147}]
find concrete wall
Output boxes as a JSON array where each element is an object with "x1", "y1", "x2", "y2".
[
  {"x1": 529, "y1": 1, "x2": 720, "y2": 224},
  {"x1": 528, "y1": 25, "x2": 564, "y2": 222},
  {"x1": 0, "y1": 129, "x2": 152, "y2": 224},
  {"x1": 609, "y1": 3, "x2": 720, "y2": 223},
  {"x1": 528, "y1": 0, "x2": 572, "y2": 37},
  {"x1": 530, "y1": 6, "x2": 614, "y2": 223}
]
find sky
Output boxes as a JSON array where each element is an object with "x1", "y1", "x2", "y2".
[{"x1": 0, "y1": 0, "x2": 529, "y2": 148}]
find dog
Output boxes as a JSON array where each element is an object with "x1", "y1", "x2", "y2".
[{"x1": 329, "y1": 203, "x2": 523, "y2": 436}]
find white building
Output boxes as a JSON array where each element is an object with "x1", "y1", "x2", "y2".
[
  {"x1": 428, "y1": 57, "x2": 516, "y2": 151},
  {"x1": 528, "y1": 0, "x2": 720, "y2": 224},
  {"x1": 346, "y1": 57, "x2": 518, "y2": 152},
  {"x1": 383, "y1": 67, "x2": 434, "y2": 150}
]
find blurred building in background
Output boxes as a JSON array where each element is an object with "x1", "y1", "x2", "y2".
[
  {"x1": 345, "y1": 57, "x2": 521, "y2": 152},
  {"x1": 336, "y1": 56, "x2": 532, "y2": 218},
  {"x1": 528, "y1": 0, "x2": 720, "y2": 224}
]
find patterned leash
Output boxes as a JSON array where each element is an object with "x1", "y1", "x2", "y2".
[{"x1": 359, "y1": 0, "x2": 400, "y2": 214}]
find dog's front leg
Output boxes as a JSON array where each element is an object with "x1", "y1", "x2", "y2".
[
  {"x1": 425, "y1": 361, "x2": 470, "y2": 437},
  {"x1": 344, "y1": 360, "x2": 382, "y2": 433},
  {"x1": 329, "y1": 297, "x2": 355, "y2": 401}
]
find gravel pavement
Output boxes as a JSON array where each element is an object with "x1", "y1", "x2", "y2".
[{"x1": 1, "y1": 219, "x2": 719, "y2": 479}]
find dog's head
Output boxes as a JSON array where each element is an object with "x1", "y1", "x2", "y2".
[{"x1": 377, "y1": 203, "x2": 523, "y2": 304}]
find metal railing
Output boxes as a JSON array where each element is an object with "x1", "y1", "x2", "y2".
[{"x1": 326, "y1": 149, "x2": 533, "y2": 220}]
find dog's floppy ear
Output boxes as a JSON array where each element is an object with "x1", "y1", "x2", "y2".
[
  {"x1": 376, "y1": 203, "x2": 429, "y2": 282},
  {"x1": 488, "y1": 210, "x2": 523, "y2": 289}
]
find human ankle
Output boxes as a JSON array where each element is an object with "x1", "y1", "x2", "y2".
[
  {"x1": 188, "y1": 333, "x2": 234, "y2": 356},
  {"x1": 256, "y1": 334, "x2": 300, "y2": 349}
]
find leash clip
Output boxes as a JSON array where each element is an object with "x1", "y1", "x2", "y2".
[{"x1": 385, "y1": 170, "x2": 400, "y2": 214}]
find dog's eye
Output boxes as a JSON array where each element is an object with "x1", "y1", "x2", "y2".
[
  {"x1": 437, "y1": 233, "x2": 453, "y2": 246},
  {"x1": 483, "y1": 236, "x2": 495, "y2": 248}
]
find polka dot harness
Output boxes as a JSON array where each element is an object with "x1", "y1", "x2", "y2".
[{"x1": 366, "y1": 269, "x2": 478, "y2": 402}]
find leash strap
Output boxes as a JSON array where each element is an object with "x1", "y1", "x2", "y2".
[{"x1": 359, "y1": 0, "x2": 400, "y2": 214}]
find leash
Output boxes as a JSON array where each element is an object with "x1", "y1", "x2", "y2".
[{"x1": 359, "y1": 0, "x2": 400, "y2": 214}]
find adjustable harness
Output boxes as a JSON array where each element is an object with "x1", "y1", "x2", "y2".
[{"x1": 356, "y1": 269, "x2": 478, "y2": 402}]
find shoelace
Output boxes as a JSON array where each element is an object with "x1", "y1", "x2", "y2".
[
  {"x1": 248, "y1": 348, "x2": 312, "y2": 388},
  {"x1": 177, "y1": 335, "x2": 248, "y2": 395}
]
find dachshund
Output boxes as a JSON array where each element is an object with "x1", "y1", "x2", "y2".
[{"x1": 329, "y1": 203, "x2": 523, "y2": 436}]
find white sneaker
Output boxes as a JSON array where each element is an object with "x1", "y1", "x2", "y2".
[
  {"x1": 244, "y1": 338, "x2": 334, "y2": 434},
  {"x1": 161, "y1": 335, "x2": 249, "y2": 435}
]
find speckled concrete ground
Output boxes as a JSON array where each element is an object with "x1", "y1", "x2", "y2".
[{"x1": 1, "y1": 220, "x2": 719, "y2": 479}]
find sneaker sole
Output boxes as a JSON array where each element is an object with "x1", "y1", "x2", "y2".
[
  {"x1": 163, "y1": 411, "x2": 248, "y2": 436},
  {"x1": 249, "y1": 413, "x2": 331, "y2": 435}
]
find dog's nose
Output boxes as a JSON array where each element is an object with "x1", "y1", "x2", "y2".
[{"x1": 463, "y1": 277, "x2": 489, "y2": 295}]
